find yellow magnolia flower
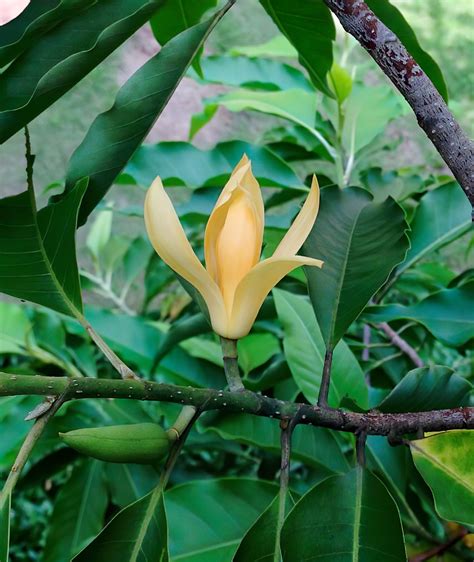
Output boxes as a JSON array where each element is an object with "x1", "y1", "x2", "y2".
[{"x1": 144, "y1": 155, "x2": 323, "y2": 339}]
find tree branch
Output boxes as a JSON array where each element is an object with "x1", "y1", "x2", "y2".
[
  {"x1": 377, "y1": 322, "x2": 424, "y2": 368},
  {"x1": 317, "y1": 350, "x2": 333, "y2": 408},
  {"x1": 0, "y1": 373, "x2": 472, "y2": 436},
  {"x1": 323, "y1": 0, "x2": 474, "y2": 208}
]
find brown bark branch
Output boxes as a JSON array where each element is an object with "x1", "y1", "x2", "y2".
[
  {"x1": 378, "y1": 321, "x2": 424, "y2": 368},
  {"x1": 0, "y1": 373, "x2": 472, "y2": 437},
  {"x1": 323, "y1": 0, "x2": 474, "y2": 210},
  {"x1": 409, "y1": 529, "x2": 468, "y2": 562}
]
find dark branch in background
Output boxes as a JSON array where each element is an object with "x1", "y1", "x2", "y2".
[
  {"x1": 317, "y1": 350, "x2": 333, "y2": 408},
  {"x1": 1, "y1": 373, "x2": 472, "y2": 436},
  {"x1": 323, "y1": 0, "x2": 474, "y2": 210},
  {"x1": 377, "y1": 322, "x2": 424, "y2": 368},
  {"x1": 409, "y1": 528, "x2": 469, "y2": 562}
]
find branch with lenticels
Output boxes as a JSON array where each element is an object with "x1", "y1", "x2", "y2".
[{"x1": 1, "y1": 373, "x2": 472, "y2": 437}]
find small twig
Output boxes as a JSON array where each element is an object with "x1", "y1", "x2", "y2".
[
  {"x1": 80, "y1": 320, "x2": 139, "y2": 380},
  {"x1": 80, "y1": 270, "x2": 136, "y2": 316},
  {"x1": 0, "y1": 387, "x2": 69, "y2": 511},
  {"x1": 409, "y1": 529, "x2": 468, "y2": 562},
  {"x1": 274, "y1": 417, "x2": 296, "y2": 562},
  {"x1": 220, "y1": 337, "x2": 245, "y2": 391},
  {"x1": 317, "y1": 349, "x2": 333, "y2": 407},
  {"x1": 166, "y1": 405, "x2": 197, "y2": 441},
  {"x1": 378, "y1": 322, "x2": 424, "y2": 368},
  {"x1": 362, "y1": 324, "x2": 371, "y2": 361}
]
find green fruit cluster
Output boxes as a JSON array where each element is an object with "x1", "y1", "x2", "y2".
[{"x1": 59, "y1": 423, "x2": 171, "y2": 464}]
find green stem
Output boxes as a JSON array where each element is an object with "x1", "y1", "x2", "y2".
[
  {"x1": 0, "y1": 388, "x2": 69, "y2": 510},
  {"x1": 0, "y1": 373, "x2": 472, "y2": 436},
  {"x1": 220, "y1": 337, "x2": 245, "y2": 391},
  {"x1": 166, "y1": 405, "x2": 197, "y2": 441}
]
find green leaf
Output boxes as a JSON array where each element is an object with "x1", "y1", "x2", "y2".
[
  {"x1": 303, "y1": 186, "x2": 409, "y2": 349},
  {"x1": 86, "y1": 209, "x2": 113, "y2": 261},
  {"x1": 273, "y1": 289, "x2": 368, "y2": 408},
  {"x1": 0, "y1": 302, "x2": 33, "y2": 354},
  {"x1": 0, "y1": 0, "x2": 162, "y2": 143},
  {"x1": 194, "y1": 54, "x2": 313, "y2": 91},
  {"x1": 410, "y1": 431, "x2": 474, "y2": 526},
  {"x1": 150, "y1": 0, "x2": 217, "y2": 45},
  {"x1": 200, "y1": 413, "x2": 349, "y2": 473},
  {"x1": 106, "y1": 464, "x2": 159, "y2": 508},
  {"x1": 334, "y1": 83, "x2": 403, "y2": 154},
  {"x1": 376, "y1": 366, "x2": 472, "y2": 413},
  {"x1": 281, "y1": 468, "x2": 406, "y2": 561},
  {"x1": 166, "y1": 478, "x2": 277, "y2": 561},
  {"x1": 259, "y1": 0, "x2": 335, "y2": 96},
  {"x1": 42, "y1": 461, "x2": 108, "y2": 562},
  {"x1": 73, "y1": 487, "x2": 168, "y2": 562},
  {"x1": 154, "y1": 314, "x2": 209, "y2": 364},
  {"x1": 395, "y1": 182, "x2": 472, "y2": 279},
  {"x1": 237, "y1": 333, "x2": 280, "y2": 375},
  {"x1": 0, "y1": 180, "x2": 87, "y2": 316},
  {"x1": 231, "y1": 35, "x2": 297, "y2": 58},
  {"x1": 64, "y1": 8, "x2": 229, "y2": 225},
  {"x1": 122, "y1": 140, "x2": 304, "y2": 189},
  {"x1": 121, "y1": 237, "x2": 153, "y2": 288},
  {"x1": 214, "y1": 88, "x2": 317, "y2": 131},
  {"x1": 365, "y1": 283, "x2": 474, "y2": 347},
  {"x1": 0, "y1": 0, "x2": 97, "y2": 67},
  {"x1": 233, "y1": 494, "x2": 296, "y2": 562},
  {"x1": 328, "y1": 62, "x2": 352, "y2": 104},
  {"x1": 365, "y1": 0, "x2": 448, "y2": 101},
  {"x1": 0, "y1": 493, "x2": 10, "y2": 562}
]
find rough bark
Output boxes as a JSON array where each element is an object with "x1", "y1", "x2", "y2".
[
  {"x1": 324, "y1": 0, "x2": 474, "y2": 210},
  {"x1": 1, "y1": 373, "x2": 472, "y2": 437}
]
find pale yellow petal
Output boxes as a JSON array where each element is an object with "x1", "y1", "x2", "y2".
[
  {"x1": 273, "y1": 175, "x2": 320, "y2": 258},
  {"x1": 205, "y1": 158, "x2": 264, "y2": 285},
  {"x1": 144, "y1": 176, "x2": 227, "y2": 329},
  {"x1": 226, "y1": 255, "x2": 324, "y2": 339}
]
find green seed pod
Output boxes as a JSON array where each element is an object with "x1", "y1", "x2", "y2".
[{"x1": 59, "y1": 423, "x2": 170, "y2": 464}]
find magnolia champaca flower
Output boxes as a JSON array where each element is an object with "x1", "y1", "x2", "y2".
[{"x1": 144, "y1": 155, "x2": 323, "y2": 339}]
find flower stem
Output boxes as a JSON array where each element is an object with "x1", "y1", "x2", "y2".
[{"x1": 220, "y1": 337, "x2": 245, "y2": 391}]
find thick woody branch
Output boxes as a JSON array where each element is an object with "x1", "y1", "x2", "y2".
[
  {"x1": 324, "y1": 0, "x2": 474, "y2": 208},
  {"x1": 0, "y1": 373, "x2": 472, "y2": 436}
]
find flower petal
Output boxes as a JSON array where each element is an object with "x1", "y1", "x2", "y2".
[
  {"x1": 204, "y1": 157, "x2": 264, "y2": 282},
  {"x1": 144, "y1": 176, "x2": 227, "y2": 327},
  {"x1": 273, "y1": 175, "x2": 320, "y2": 258},
  {"x1": 227, "y1": 255, "x2": 324, "y2": 339}
]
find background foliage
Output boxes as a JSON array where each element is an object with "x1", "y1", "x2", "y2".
[{"x1": 0, "y1": 0, "x2": 473, "y2": 560}]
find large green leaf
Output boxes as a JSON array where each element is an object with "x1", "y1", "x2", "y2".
[
  {"x1": 274, "y1": 289, "x2": 368, "y2": 408},
  {"x1": 410, "y1": 431, "x2": 474, "y2": 526},
  {"x1": 280, "y1": 468, "x2": 406, "y2": 561},
  {"x1": 106, "y1": 464, "x2": 159, "y2": 508},
  {"x1": 302, "y1": 186, "x2": 409, "y2": 349},
  {"x1": 194, "y1": 55, "x2": 313, "y2": 91},
  {"x1": 0, "y1": 493, "x2": 10, "y2": 562},
  {"x1": 365, "y1": 0, "x2": 448, "y2": 101},
  {"x1": 259, "y1": 0, "x2": 335, "y2": 96},
  {"x1": 121, "y1": 140, "x2": 303, "y2": 189},
  {"x1": 64, "y1": 7, "x2": 230, "y2": 225},
  {"x1": 73, "y1": 487, "x2": 168, "y2": 562},
  {"x1": 166, "y1": 478, "x2": 277, "y2": 561},
  {"x1": 0, "y1": 0, "x2": 97, "y2": 67},
  {"x1": 42, "y1": 461, "x2": 108, "y2": 562},
  {"x1": 150, "y1": 0, "x2": 217, "y2": 45},
  {"x1": 394, "y1": 182, "x2": 472, "y2": 280},
  {"x1": 200, "y1": 413, "x2": 349, "y2": 474},
  {"x1": 376, "y1": 366, "x2": 472, "y2": 413},
  {"x1": 0, "y1": 0, "x2": 162, "y2": 143},
  {"x1": 213, "y1": 88, "x2": 317, "y2": 130},
  {"x1": 365, "y1": 283, "x2": 474, "y2": 347},
  {"x1": 233, "y1": 493, "x2": 296, "y2": 562},
  {"x1": 0, "y1": 180, "x2": 87, "y2": 316}
]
